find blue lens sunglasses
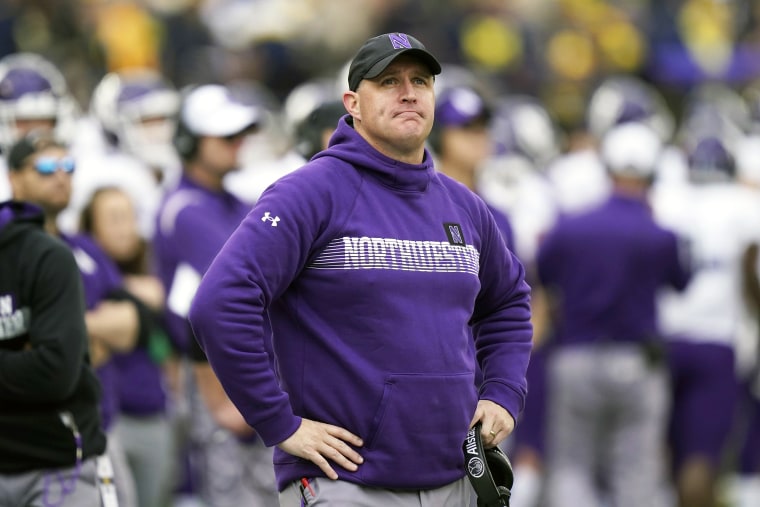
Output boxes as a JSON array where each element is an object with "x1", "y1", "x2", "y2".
[{"x1": 33, "y1": 156, "x2": 76, "y2": 175}]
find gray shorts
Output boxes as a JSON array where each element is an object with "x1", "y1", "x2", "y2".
[{"x1": 279, "y1": 476, "x2": 470, "y2": 507}]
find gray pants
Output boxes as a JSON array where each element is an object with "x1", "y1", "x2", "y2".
[
  {"x1": 545, "y1": 344, "x2": 672, "y2": 507},
  {"x1": 0, "y1": 458, "x2": 102, "y2": 507},
  {"x1": 279, "y1": 476, "x2": 470, "y2": 506},
  {"x1": 189, "y1": 377, "x2": 278, "y2": 507},
  {"x1": 106, "y1": 429, "x2": 137, "y2": 507},
  {"x1": 115, "y1": 414, "x2": 175, "y2": 507}
]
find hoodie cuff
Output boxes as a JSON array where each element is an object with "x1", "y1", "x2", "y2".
[
  {"x1": 479, "y1": 381, "x2": 525, "y2": 423},
  {"x1": 255, "y1": 413, "x2": 303, "y2": 447}
]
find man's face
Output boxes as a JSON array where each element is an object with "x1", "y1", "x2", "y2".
[
  {"x1": 440, "y1": 120, "x2": 493, "y2": 171},
  {"x1": 345, "y1": 55, "x2": 435, "y2": 163},
  {"x1": 9, "y1": 146, "x2": 73, "y2": 216},
  {"x1": 14, "y1": 118, "x2": 56, "y2": 137},
  {"x1": 88, "y1": 188, "x2": 141, "y2": 264},
  {"x1": 195, "y1": 127, "x2": 255, "y2": 177}
]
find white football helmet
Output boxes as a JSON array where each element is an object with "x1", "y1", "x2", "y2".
[
  {"x1": 90, "y1": 69, "x2": 180, "y2": 175},
  {"x1": 0, "y1": 52, "x2": 79, "y2": 150}
]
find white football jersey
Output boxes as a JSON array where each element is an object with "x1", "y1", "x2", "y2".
[
  {"x1": 478, "y1": 153, "x2": 558, "y2": 263},
  {"x1": 654, "y1": 182, "x2": 760, "y2": 344}
]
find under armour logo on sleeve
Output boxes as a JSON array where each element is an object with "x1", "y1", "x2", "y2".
[{"x1": 261, "y1": 212, "x2": 280, "y2": 226}]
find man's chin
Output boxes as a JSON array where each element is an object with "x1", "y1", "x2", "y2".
[{"x1": 48, "y1": 202, "x2": 69, "y2": 216}]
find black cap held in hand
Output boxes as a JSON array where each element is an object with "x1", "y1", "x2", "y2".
[
  {"x1": 463, "y1": 422, "x2": 514, "y2": 507},
  {"x1": 348, "y1": 33, "x2": 442, "y2": 91}
]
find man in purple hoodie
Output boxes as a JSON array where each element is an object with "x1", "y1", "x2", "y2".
[{"x1": 189, "y1": 32, "x2": 533, "y2": 506}]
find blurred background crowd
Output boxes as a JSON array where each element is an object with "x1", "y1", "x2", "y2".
[
  {"x1": 4, "y1": 1, "x2": 760, "y2": 507},
  {"x1": 5, "y1": 0, "x2": 760, "y2": 129}
]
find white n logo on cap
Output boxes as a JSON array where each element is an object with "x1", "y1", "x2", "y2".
[{"x1": 389, "y1": 33, "x2": 412, "y2": 49}]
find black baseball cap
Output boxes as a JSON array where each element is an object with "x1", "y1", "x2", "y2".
[
  {"x1": 348, "y1": 33, "x2": 442, "y2": 92},
  {"x1": 7, "y1": 130, "x2": 65, "y2": 170}
]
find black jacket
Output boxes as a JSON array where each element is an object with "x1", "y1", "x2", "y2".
[{"x1": 0, "y1": 200, "x2": 106, "y2": 473}]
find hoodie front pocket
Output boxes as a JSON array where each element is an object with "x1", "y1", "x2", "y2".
[{"x1": 361, "y1": 372, "x2": 476, "y2": 488}]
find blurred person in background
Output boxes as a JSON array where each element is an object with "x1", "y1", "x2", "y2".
[
  {"x1": 653, "y1": 130, "x2": 760, "y2": 507},
  {"x1": 429, "y1": 84, "x2": 518, "y2": 507},
  {"x1": 0, "y1": 197, "x2": 109, "y2": 506},
  {"x1": 544, "y1": 75, "x2": 675, "y2": 217},
  {"x1": 59, "y1": 68, "x2": 180, "y2": 238},
  {"x1": 79, "y1": 185, "x2": 176, "y2": 507},
  {"x1": 153, "y1": 83, "x2": 277, "y2": 506},
  {"x1": 468, "y1": 92, "x2": 562, "y2": 507},
  {"x1": 293, "y1": 99, "x2": 348, "y2": 162},
  {"x1": 476, "y1": 93, "x2": 561, "y2": 264},
  {"x1": 0, "y1": 52, "x2": 80, "y2": 202},
  {"x1": 729, "y1": 84, "x2": 760, "y2": 505},
  {"x1": 538, "y1": 122, "x2": 691, "y2": 507},
  {"x1": 222, "y1": 80, "x2": 305, "y2": 205},
  {"x1": 429, "y1": 85, "x2": 514, "y2": 251},
  {"x1": 7, "y1": 130, "x2": 140, "y2": 507}
]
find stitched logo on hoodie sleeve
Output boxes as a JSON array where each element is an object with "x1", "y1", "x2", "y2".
[{"x1": 261, "y1": 212, "x2": 280, "y2": 227}]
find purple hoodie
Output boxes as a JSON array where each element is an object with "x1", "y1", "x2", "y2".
[
  {"x1": 154, "y1": 174, "x2": 252, "y2": 354},
  {"x1": 188, "y1": 116, "x2": 533, "y2": 491},
  {"x1": 537, "y1": 193, "x2": 690, "y2": 345}
]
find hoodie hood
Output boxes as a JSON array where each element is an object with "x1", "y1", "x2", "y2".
[
  {"x1": 0, "y1": 200, "x2": 45, "y2": 246},
  {"x1": 312, "y1": 114, "x2": 435, "y2": 192}
]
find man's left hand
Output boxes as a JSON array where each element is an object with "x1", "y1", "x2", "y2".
[{"x1": 469, "y1": 399, "x2": 515, "y2": 448}]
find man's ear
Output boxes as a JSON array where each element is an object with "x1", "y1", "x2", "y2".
[{"x1": 342, "y1": 91, "x2": 360, "y2": 121}]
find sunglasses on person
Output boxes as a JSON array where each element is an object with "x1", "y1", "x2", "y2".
[{"x1": 30, "y1": 156, "x2": 76, "y2": 175}]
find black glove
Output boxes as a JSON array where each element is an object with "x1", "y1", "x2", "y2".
[{"x1": 463, "y1": 421, "x2": 513, "y2": 507}]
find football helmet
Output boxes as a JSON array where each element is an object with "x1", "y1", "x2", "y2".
[
  {"x1": 586, "y1": 75, "x2": 674, "y2": 142},
  {"x1": 489, "y1": 95, "x2": 561, "y2": 170},
  {"x1": 685, "y1": 134, "x2": 736, "y2": 183},
  {"x1": 0, "y1": 52, "x2": 79, "y2": 150},
  {"x1": 678, "y1": 82, "x2": 747, "y2": 149},
  {"x1": 90, "y1": 70, "x2": 180, "y2": 174},
  {"x1": 283, "y1": 78, "x2": 341, "y2": 136}
]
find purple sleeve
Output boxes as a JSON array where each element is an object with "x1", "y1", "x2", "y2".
[
  {"x1": 188, "y1": 174, "x2": 325, "y2": 446},
  {"x1": 471, "y1": 203, "x2": 533, "y2": 421},
  {"x1": 162, "y1": 205, "x2": 247, "y2": 352},
  {"x1": 173, "y1": 205, "x2": 243, "y2": 275}
]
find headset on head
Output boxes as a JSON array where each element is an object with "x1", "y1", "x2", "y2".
[{"x1": 172, "y1": 84, "x2": 201, "y2": 160}]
